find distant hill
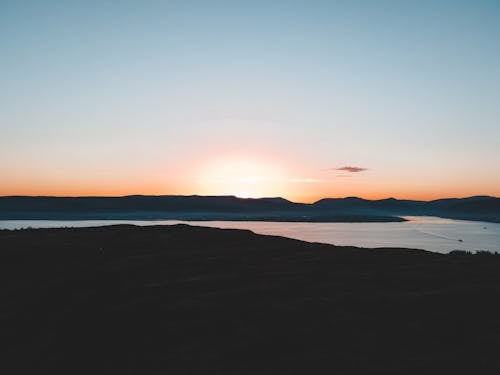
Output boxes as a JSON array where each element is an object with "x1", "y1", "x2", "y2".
[
  {"x1": 314, "y1": 195, "x2": 500, "y2": 222},
  {"x1": 0, "y1": 195, "x2": 499, "y2": 222}
]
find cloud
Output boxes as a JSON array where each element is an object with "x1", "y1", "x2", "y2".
[{"x1": 334, "y1": 166, "x2": 368, "y2": 173}]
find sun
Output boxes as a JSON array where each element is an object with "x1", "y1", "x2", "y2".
[
  {"x1": 196, "y1": 156, "x2": 287, "y2": 198},
  {"x1": 234, "y1": 191, "x2": 253, "y2": 199}
]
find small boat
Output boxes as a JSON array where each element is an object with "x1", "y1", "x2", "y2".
[{"x1": 458, "y1": 239, "x2": 463, "y2": 242}]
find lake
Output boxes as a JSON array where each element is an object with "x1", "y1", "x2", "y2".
[{"x1": 1, "y1": 216, "x2": 499, "y2": 254}]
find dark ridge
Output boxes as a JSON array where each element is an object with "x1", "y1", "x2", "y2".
[
  {"x1": 0, "y1": 195, "x2": 499, "y2": 222},
  {"x1": 2, "y1": 225, "x2": 500, "y2": 374}
]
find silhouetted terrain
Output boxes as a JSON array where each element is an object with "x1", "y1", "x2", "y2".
[
  {"x1": 1, "y1": 195, "x2": 499, "y2": 222},
  {"x1": 314, "y1": 195, "x2": 500, "y2": 222},
  {"x1": 2, "y1": 225, "x2": 500, "y2": 374}
]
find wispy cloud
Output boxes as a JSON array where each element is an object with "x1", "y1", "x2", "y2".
[{"x1": 334, "y1": 166, "x2": 368, "y2": 173}]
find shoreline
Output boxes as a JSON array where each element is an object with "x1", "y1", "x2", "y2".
[{"x1": 2, "y1": 218, "x2": 499, "y2": 254}]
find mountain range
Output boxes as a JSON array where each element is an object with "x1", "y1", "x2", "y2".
[{"x1": 1, "y1": 195, "x2": 499, "y2": 223}]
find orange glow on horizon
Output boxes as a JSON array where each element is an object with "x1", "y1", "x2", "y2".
[
  {"x1": 1, "y1": 181, "x2": 499, "y2": 203},
  {"x1": 1, "y1": 152, "x2": 499, "y2": 202},
  {"x1": 194, "y1": 156, "x2": 291, "y2": 199},
  {"x1": 0, "y1": 183, "x2": 498, "y2": 203}
]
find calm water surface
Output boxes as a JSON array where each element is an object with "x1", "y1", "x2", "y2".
[{"x1": 1, "y1": 217, "x2": 499, "y2": 254}]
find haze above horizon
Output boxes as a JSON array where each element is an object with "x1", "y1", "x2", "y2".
[{"x1": 1, "y1": 0, "x2": 499, "y2": 203}]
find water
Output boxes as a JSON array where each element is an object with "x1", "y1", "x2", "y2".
[{"x1": 1, "y1": 217, "x2": 499, "y2": 254}]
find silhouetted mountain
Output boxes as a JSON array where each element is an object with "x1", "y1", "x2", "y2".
[
  {"x1": 426, "y1": 196, "x2": 500, "y2": 221},
  {"x1": 314, "y1": 197, "x2": 425, "y2": 215},
  {"x1": 0, "y1": 195, "x2": 292, "y2": 212},
  {"x1": 314, "y1": 196, "x2": 369, "y2": 209},
  {"x1": 0, "y1": 195, "x2": 498, "y2": 222},
  {"x1": 312, "y1": 195, "x2": 499, "y2": 222}
]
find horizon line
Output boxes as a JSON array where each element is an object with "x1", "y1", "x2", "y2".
[{"x1": 1, "y1": 194, "x2": 497, "y2": 205}]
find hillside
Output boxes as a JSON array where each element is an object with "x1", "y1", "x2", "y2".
[
  {"x1": 2, "y1": 225, "x2": 500, "y2": 374},
  {"x1": 1, "y1": 195, "x2": 499, "y2": 222}
]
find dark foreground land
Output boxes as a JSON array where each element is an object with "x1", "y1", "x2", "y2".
[{"x1": 2, "y1": 225, "x2": 500, "y2": 374}]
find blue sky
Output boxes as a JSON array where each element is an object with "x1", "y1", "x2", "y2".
[{"x1": 1, "y1": 0, "x2": 499, "y2": 200}]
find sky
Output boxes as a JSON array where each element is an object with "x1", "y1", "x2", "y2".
[{"x1": 1, "y1": 0, "x2": 499, "y2": 202}]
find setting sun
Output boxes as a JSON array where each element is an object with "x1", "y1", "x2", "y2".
[{"x1": 196, "y1": 157, "x2": 288, "y2": 198}]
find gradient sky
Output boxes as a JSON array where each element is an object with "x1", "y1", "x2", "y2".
[{"x1": 1, "y1": 0, "x2": 499, "y2": 202}]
